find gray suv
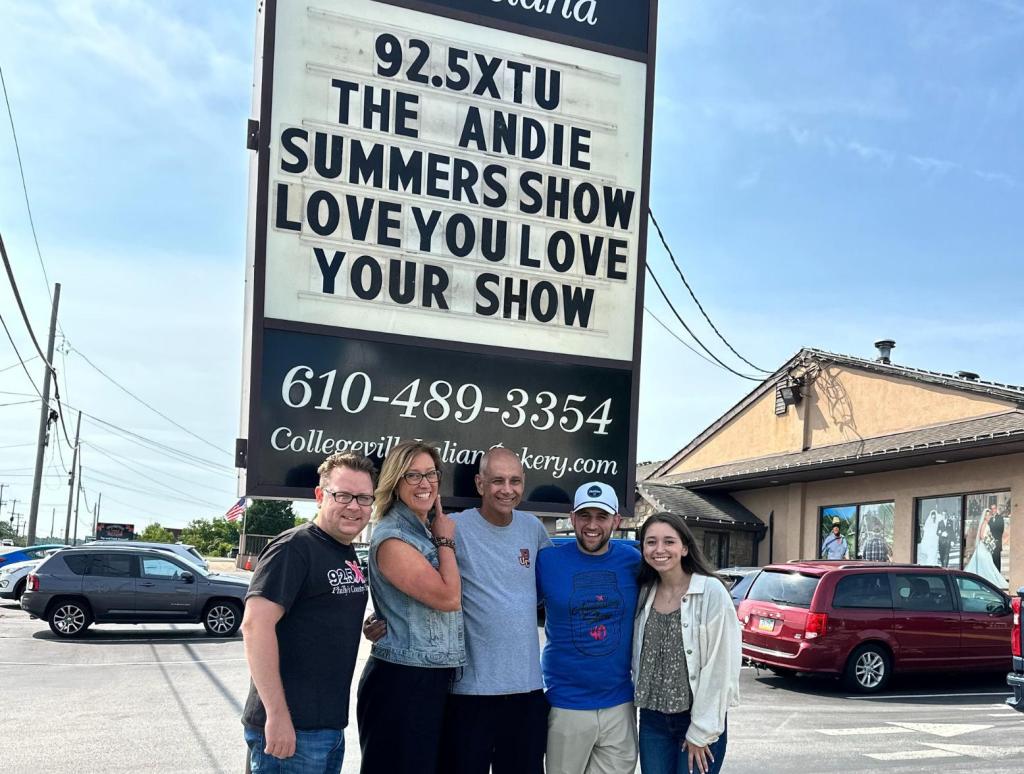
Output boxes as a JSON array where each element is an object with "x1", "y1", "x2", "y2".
[{"x1": 21, "y1": 546, "x2": 249, "y2": 638}]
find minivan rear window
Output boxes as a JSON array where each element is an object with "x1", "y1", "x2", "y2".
[{"x1": 747, "y1": 570, "x2": 820, "y2": 608}]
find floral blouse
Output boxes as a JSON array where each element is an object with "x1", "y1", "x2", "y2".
[{"x1": 634, "y1": 607, "x2": 691, "y2": 713}]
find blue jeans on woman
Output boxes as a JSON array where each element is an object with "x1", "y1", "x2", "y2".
[
  {"x1": 638, "y1": 708, "x2": 727, "y2": 774},
  {"x1": 243, "y1": 727, "x2": 345, "y2": 774}
]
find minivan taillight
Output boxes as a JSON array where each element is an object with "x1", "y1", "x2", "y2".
[
  {"x1": 27, "y1": 573, "x2": 39, "y2": 592},
  {"x1": 1012, "y1": 597, "x2": 1021, "y2": 658},
  {"x1": 805, "y1": 612, "x2": 828, "y2": 640}
]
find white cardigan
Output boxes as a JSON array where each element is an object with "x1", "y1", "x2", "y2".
[{"x1": 631, "y1": 573, "x2": 741, "y2": 747}]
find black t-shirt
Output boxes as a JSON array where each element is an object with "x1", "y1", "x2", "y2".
[{"x1": 241, "y1": 522, "x2": 368, "y2": 731}]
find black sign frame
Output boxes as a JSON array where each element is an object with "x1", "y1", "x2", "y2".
[{"x1": 241, "y1": 0, "x2": 659, "y2": 514}]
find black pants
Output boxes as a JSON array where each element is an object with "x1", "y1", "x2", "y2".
[
  {"x1": 438, "y1": 690, "x2": 549, "y2": 774},
  {"x1": 356, "y1": 656, "x2": 453, "y2": 774}
]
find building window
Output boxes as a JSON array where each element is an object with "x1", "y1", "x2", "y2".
[
  {"x1": 820, "y1": 502, "x2": 894, "y2": 561},
  {"x1": 915, "y1": 496, "x2": 962, "y2": 569},
  {"x1": 703, "y1": 531, "x2": 730, "y2": 569},
  {"x1": 915, "y1": 492, "x2": 1010, "y2": 589}
]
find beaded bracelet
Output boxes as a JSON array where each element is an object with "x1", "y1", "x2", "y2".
[{"x1": 431, "y1": 536, "x2": 456, "y2": 553}]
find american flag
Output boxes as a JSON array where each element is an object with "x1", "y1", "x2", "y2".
[{"x1": 225, "y1": 498, "x2": 247, "y2": 522}]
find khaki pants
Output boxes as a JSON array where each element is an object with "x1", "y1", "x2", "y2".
[{"x1": 546, "y1": 702, "x2": 637, "y2": 774}]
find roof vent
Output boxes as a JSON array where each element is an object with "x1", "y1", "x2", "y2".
[
  {"x1": 956, "y1": 370, "x2": 979, "y2": 381},
  {"x1": 873, "y1": 339, "x2": 895, "y2": 364}
]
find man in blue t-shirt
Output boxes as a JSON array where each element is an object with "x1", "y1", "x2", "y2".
[{"x1": 537, "y1": 481, "x2": 641, "y2": 774}]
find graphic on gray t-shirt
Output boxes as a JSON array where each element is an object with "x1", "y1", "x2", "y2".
[{"x1": 450, "y1": 508, "x2": 552, "y2": 695}]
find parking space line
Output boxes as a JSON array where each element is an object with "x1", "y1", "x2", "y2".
[
  {"x1": 844, "y1": 691, "x2": 1011, "y2": 700},
  {"x1": 0, "y1": 658, "x2": 246, "y2": 667},
  {"x1": 863, "y1": 750, "x2": 962, "y2": 761},
  {"x1": 817, "y1": 726, "x2": 907, "y2": 736}
]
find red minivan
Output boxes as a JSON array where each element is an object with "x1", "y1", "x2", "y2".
[{"x1": 738, "y1": 561, "x2": 1013, "y2": 693}]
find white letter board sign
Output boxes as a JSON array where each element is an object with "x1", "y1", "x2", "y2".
[{"x1": 239, "y1": 0, "x2": 658, "y2": 512}]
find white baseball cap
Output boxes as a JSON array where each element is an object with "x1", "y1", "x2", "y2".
[{"x1": 573, "y1": 482, "x2": 618, "y2": 515}]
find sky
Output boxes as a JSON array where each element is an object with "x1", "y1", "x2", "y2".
[{"x1": 1, "y1": 0, "x2": 1022, "y2": 533}]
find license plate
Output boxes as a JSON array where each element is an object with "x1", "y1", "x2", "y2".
[{"x1": 757, "y1": 617, "x2": 776, "y2": 632}]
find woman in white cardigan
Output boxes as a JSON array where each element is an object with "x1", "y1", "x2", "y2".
[{"x1": 632, "y1": 512, "x2": 741, "y2": 774}]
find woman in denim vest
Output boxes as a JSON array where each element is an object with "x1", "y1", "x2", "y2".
[
  {"x1": 356, "y1": 441, "x2": 465, "y2": 774},
  {"x1": 632, "y1": 513, "x2": 740, "y2": 774}
]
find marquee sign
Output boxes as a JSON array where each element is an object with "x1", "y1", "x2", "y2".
[{"x1": 239, "y1": 0, "x2": 658, "y2": 511}]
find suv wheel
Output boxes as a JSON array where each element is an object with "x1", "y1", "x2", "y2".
[
  {"x1": 48, "y1": 599, "x2": 92, "y2": 638},
  {"x1": 13, "y1": 579, "x2": 26, "y2": 601},
  {"x1": 203, "y1": 600, "x2": 242, "y2": 637},
  {"x1": 845, "y1": 643, "x2": 891, "y2": 693}
]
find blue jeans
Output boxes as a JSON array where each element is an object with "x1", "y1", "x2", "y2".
[
  {"x1": 244, "y1": 727, "x2": 345, "y2": 774},
  {"x1": 638, "y1": 708, "x2": 727, "y2": 774}
]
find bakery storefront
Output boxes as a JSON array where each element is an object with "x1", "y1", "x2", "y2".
[{"x1": 644, "y1": 345, "x2": 1023, "y2": 590}]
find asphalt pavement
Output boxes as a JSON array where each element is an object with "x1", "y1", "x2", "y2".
[{"x1": 1, "y1": 598, "x2": 1019, "y2": 773}]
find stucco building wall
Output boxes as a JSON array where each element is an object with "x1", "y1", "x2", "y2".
[{"x1": 732, "y1": 453, "x2": 1023, "y2": 589}]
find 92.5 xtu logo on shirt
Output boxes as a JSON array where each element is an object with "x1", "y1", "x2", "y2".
[{"x1": 327, "y1": 562, "x2": 367, "y2": 595}]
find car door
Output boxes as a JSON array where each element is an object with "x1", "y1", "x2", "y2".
[
  {"x1": 954, "y1": 574, "x2": 1013, "y2": 669},
  {"x1": 82, "y1": 553, "x2": 137, "y2": 619},
  {"x1": 889, "y1": 572, "x2": 960, "y2": 670},
  {"x1": 134, "y1": 555, "x2": 198, "y2": 620}
]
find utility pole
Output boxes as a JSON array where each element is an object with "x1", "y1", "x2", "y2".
[
  {"x1": 0, "y1": 483, "x2": 6, "y2": 513},
  {"x1": 49, "y1": 508, "x2": 55, "y2": 540},
  {"x1": 27, "y1": 282, "x2": 61, "y2": 546},
  {"x1": 72, "y1": 467, "x2": 83, "y2": 545},
  {"x1": 63, "y1": 411, "x2": 81, "y2": 543}
]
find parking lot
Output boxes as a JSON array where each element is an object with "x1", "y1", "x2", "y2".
[{"x1": 1, "y1": 598, "x2": 1019, "y2": 774}]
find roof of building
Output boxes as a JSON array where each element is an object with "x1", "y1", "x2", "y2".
[
  {"x1": 653, "y1": 347, "x2": 1024, "y2": 479},
  {"x1": 652, "y1": 410, "x2": 1024, "y2": 488},
  {"x1": 801, "y1": 348, "x2": 1024, "y2": 401},
  {"x1": 637, "y1": 482, "x2": 764, "y2": 529},
  {"x1": 635, "y1": 460, "x2": 664, "y2": 482}
]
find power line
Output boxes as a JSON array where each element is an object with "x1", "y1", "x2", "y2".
[
  {"x1": 645, "y1": 264, "x2": 763, "y2": 382},
  {"x1": 0, "y1": 353, "x2": 37, "y2": 374},
  {"x1": 75, "y1": 410, "x2": 235, "y2": 475},
  {"x1": 0, "y1": 66, "x2": 58, "y2": 323},
  {"x1": 86, "y1": 439, "x2": 234, "y2": 495},
  {"x1": 0, "y1": 312, "x2": 43, "y2": 398},
  {"x1": 82, "y1": 466, "x2": 224, "y2": 510},
  {"x1": 0, "y1": 232, "x2": 55, "y2": 372},
  {"x1": 648, "y1": 209, "x2": 772, "y2": 374},
  {"x1": 644, "y1": 306, "x2": 759, "y2": 374},
  {"x1": 69, "y1": 346, "x2": 231, "y2": 459},
  {"x1": 0, "y1": 398, "x2": 37, "y2": 408}
]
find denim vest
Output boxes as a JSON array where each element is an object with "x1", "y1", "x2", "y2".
[{"x1": 368, "y1": 502, "x2": 465, "y2": 668}]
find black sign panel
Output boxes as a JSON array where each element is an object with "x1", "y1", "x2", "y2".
[
  {"x1": 95, "y1": 523, "x2": 135, "y2": 540},
  {"x1": 251, "y1": 326, "x2": 631, "y2": 510},
  {"x1": 377, "y1": 0, "x2": 652, "y2": 55}
]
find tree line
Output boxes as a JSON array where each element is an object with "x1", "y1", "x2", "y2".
[{"x1": 138, "y1": 500, "x2": 303, "y2": 557}]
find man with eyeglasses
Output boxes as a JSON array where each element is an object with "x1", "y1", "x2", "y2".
[{"x1": 241, "y1": 452, "x2": 376, "y2": 773}]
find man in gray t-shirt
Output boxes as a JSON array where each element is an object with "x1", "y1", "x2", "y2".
[{"x1": 439, "y1": 447, "x2": 552, "y2": 774}]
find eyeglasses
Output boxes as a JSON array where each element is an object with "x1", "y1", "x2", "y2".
[
  {"x1": 401, "y1": 469, "x2": 441, "y2": 485},
  {"x1": 323, "y1": 489, "x2": 374, "y2": 507}
]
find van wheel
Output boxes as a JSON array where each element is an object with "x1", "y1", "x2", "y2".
[
  {"x1": 845, "y1": 644, "x2": 891, "y2": 693},
  {"x1": 203, "y1": 600, "x2": 242, "y2": 637},
  {"x1": 48, "y1": 599, "x2": 93, "y2": 638}
]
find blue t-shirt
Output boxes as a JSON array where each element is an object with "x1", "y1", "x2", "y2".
[{"x1": 536, "y1": 540, "x2": 641, "y2": 710}]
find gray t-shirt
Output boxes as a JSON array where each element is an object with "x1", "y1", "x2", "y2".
[{"x1": 450, "y1": 508, "x2": 552, "y2": 695}]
